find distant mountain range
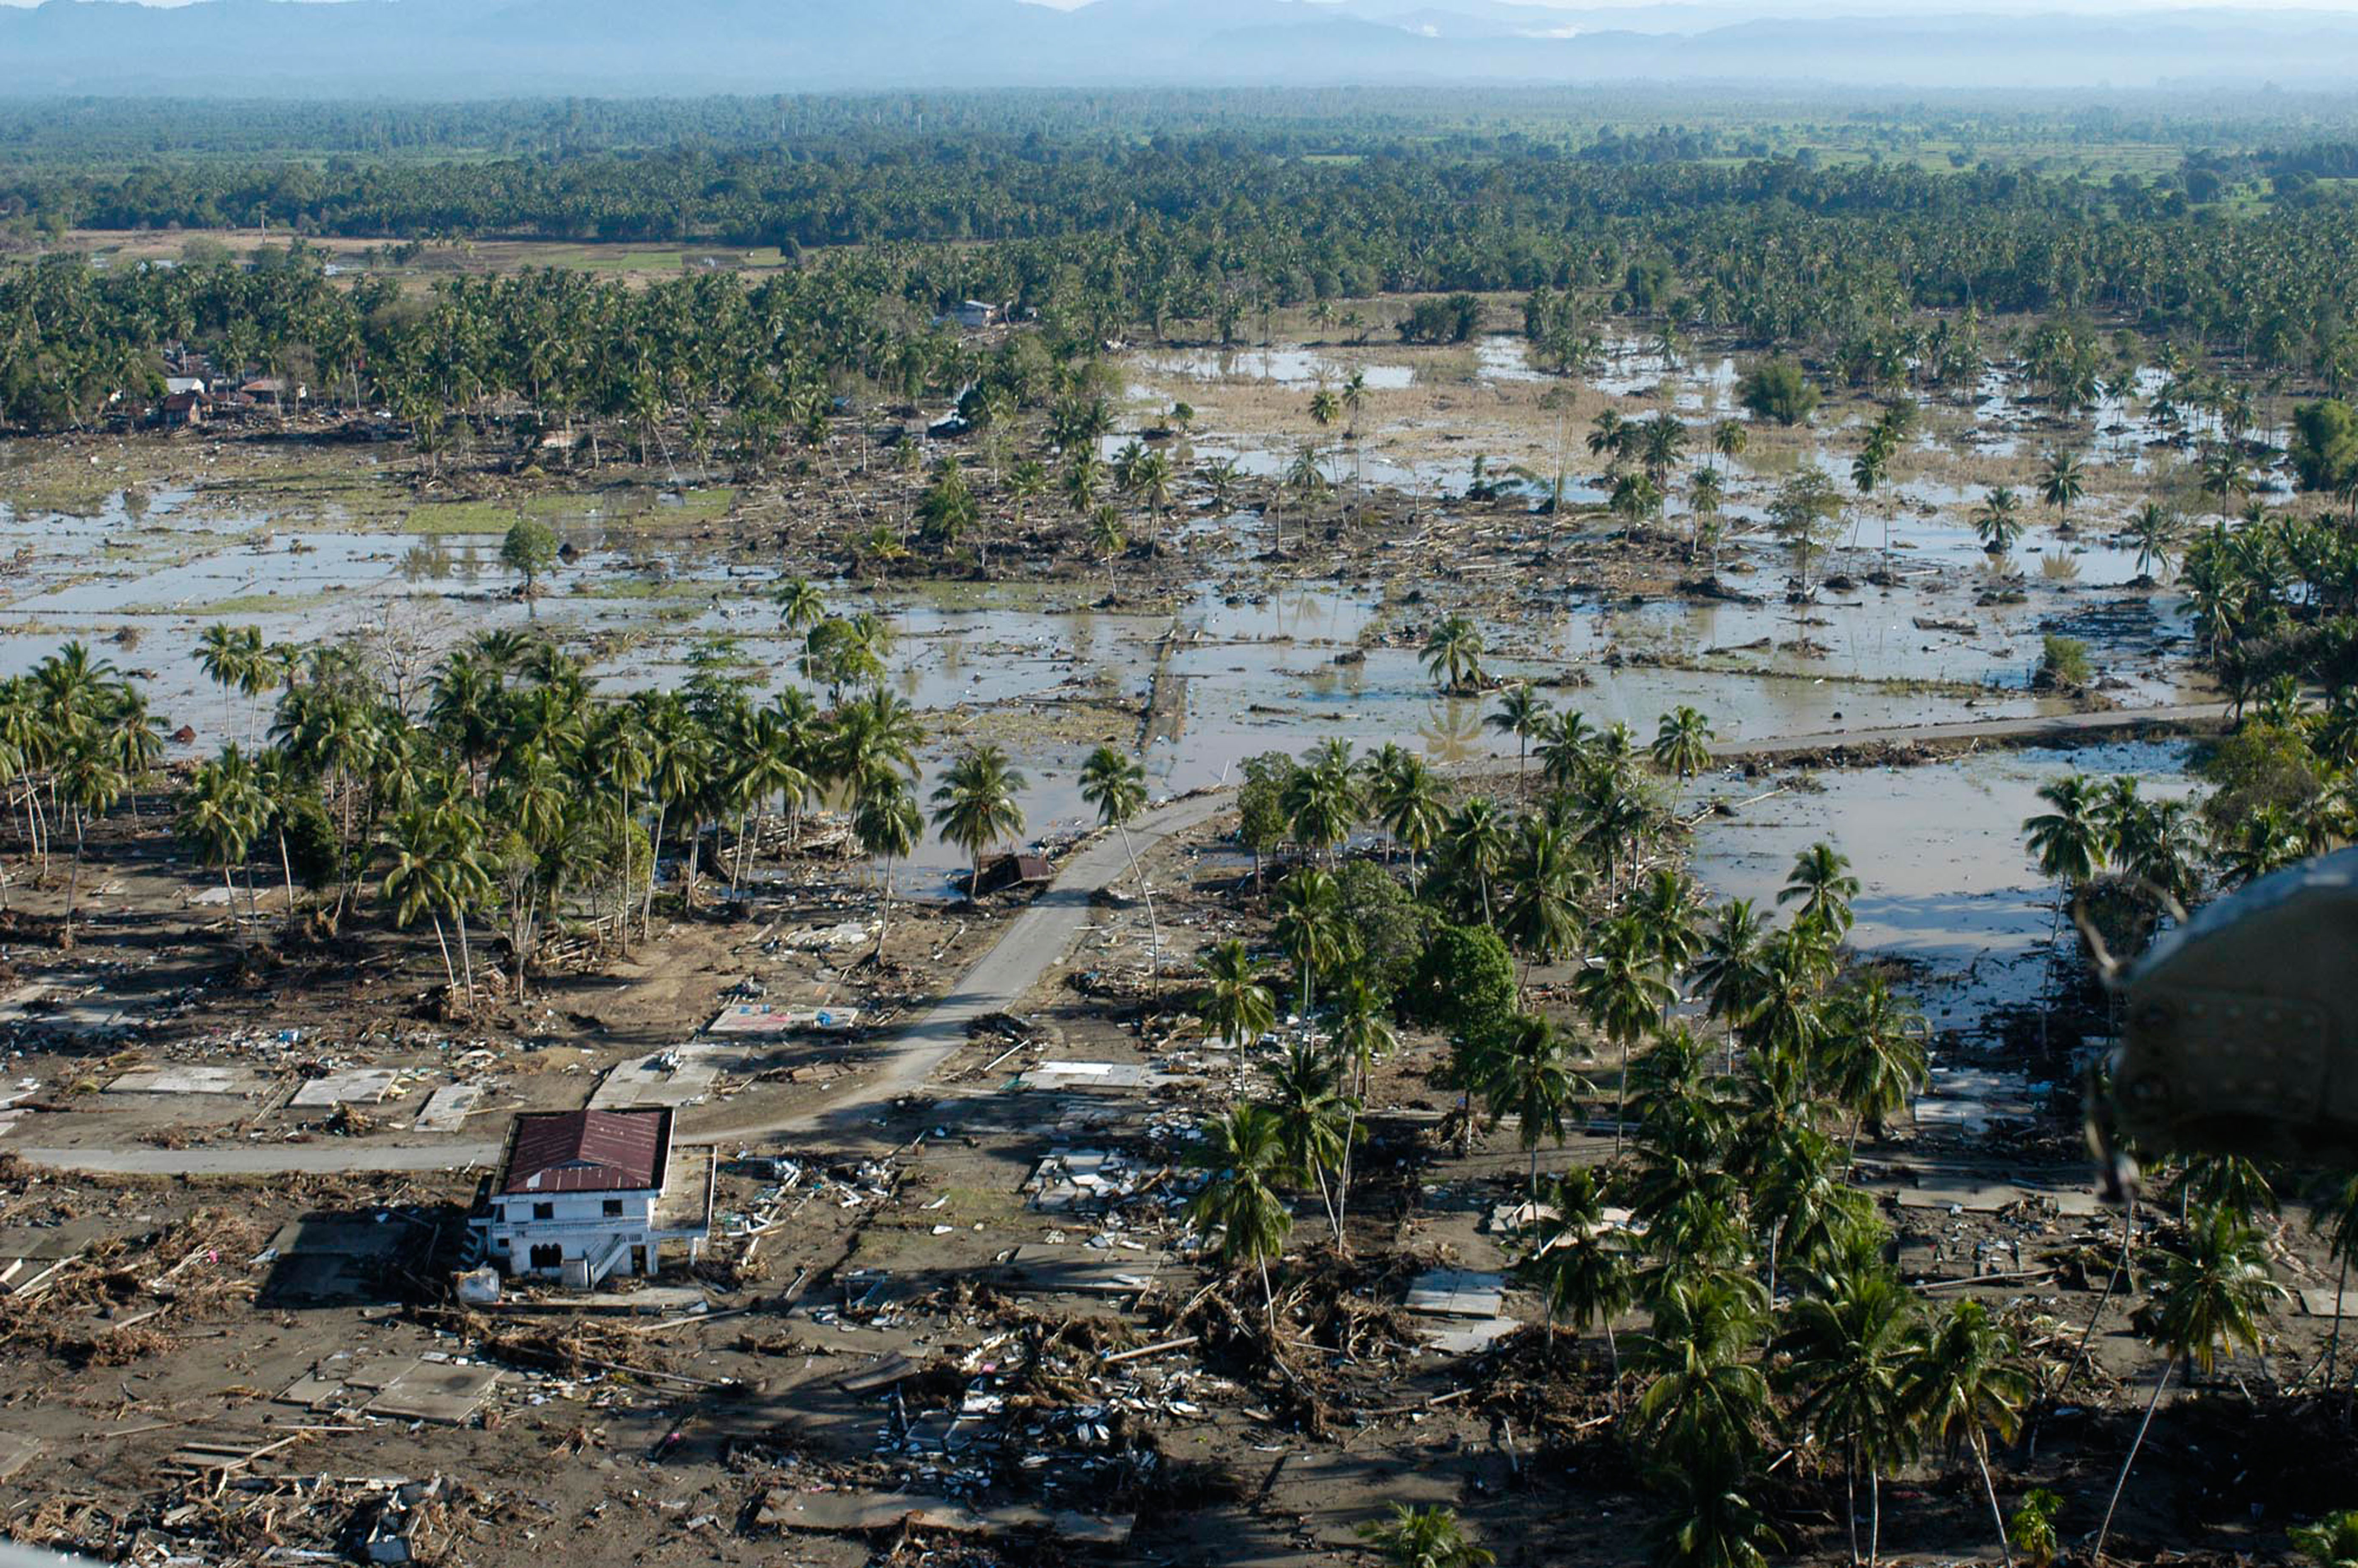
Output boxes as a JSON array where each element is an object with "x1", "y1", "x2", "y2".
[{"x1": 6, "y1": 0, "x2": 2358, "y2": 95}]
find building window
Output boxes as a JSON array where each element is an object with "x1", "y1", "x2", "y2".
[
  {"x1": 532, "y1": 1202, "x2": 554, "y2": 1221},
  {"x1": 602, "y1": 1199, "x2": 624, "y2": 1218}
]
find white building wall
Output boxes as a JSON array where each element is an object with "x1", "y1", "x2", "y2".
[{"x1": 475, "y1": 1188, "x2": 661, "y2": 1281}]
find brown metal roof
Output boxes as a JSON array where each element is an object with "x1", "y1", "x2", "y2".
[{"x1": 497, "y1": 1109, "x2": 670, "y2": 1195}]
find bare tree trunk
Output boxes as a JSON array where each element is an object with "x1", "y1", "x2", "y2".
[
  {"x1": 2069, "y1": 1198, "x2": 2137, "y2": 1389},
  {"x1": 429, "y1": 913, "x2": 457, "y2": 996},
  {"x1": 1974, "y1": 1433, "x2": 2015, "y2": 1568},
  {"x1": 1119, "y1": 821, "x2": 1161, "y2": 997},
  {"x1": 2327, "y1": 1246, "x2": 2350, "y2": 1390},
  {"x1": 642, "y1": 803, "x2": 667, "y2": 933},
  {"x1": 2095, "y1": 1358, "x2": 2174, "y2": 1562}
]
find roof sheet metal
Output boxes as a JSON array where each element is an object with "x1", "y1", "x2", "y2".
[{"x1": 498, "y1": 1108, "x2": 668, "y2": 1195}]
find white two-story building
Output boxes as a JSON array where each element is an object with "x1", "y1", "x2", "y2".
[{"x1": 469, "y1": 1108, "x2": 712, "y2": 1288}]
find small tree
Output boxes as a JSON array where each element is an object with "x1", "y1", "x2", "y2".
[
  {"x1": 2007, "y1": 1491, "x2": 2063, "y2": 1568},
  {"x1": 500, "y1": 516, "x2": 560, "y2": 607},
  {"x1": 1739, "y1": 358, "x2": 1821, "y2": 425},
  {"x1": 1768, "y1": 469, "x2": 1844, "y2": 588}
]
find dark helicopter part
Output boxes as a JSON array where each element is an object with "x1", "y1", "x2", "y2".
[{"x1": 2110, "y1": 846, "x2": 2358, "y2": 1167}]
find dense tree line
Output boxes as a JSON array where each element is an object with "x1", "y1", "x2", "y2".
[{"x1": 17, "y1": 142, "x2": 2358, "y2": 435}]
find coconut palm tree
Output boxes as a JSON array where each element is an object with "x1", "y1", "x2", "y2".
[
  {"x1": 1820, "y1": 976, "x2": 1929, "y2": 1150},
  {"x1": 1281, "y1": 753, "x2": 1361, "y2": 865},
  {"x1": 1187, "y1": 1103, "x2": 1296, "y2": 1324},
  {"x1": 1421, "y1": 613, "x2": 1487, "y2": 695},
  {"x1": 1373, "y1": 753, "x2": 1446, "y2": 880},
  {"x1": 1488, "y1": 684, "x2": 1553, "y2": 793},
  {"x1": 1535, "y1": 710, "x2": 1595, "y2": 795},
  {"x1": 1693, "y1": 898, "x2": 1770, "y2": 1049},
  {"x1": 1501, "y1": 820, "x2": 1584, "y2": 992},
  {"x1": 1780, "y1": 842, "x2": 1861, "y2": 940},
  {"x1": 1646, "y1": 1452, "x2": 1782, "y2": 1568},
  {"x1": 1080, "y1": 745, "x2": 1161, "y2": 989},
  {"x1": 1272, "y1": 866, "x2": 1355, "y2": 1018},
  {"x1": 1267, "y1": 1038, "x2": 1352, "y2": 1239},
  {"x1": 852, "y1": 775, "x2": 921, "y2": 962},
  {"x1": 1687, "y1": 465, "x2": 1727, "y2": 564},
  {"x1": 1631, "y1": 1270, "x2": 1770, "y2": 1473},
  {"x1": 2128, "y1": 503, "x2": 2180, "y2": 580},
  {"x1": 1441, "y1": 794, "x2": 1509, "y2": 925},
  {"x1": 1653, "y1": 706, "x2": 1716, "y2": 780},
  {"x1": 1483, "y1": 1013, "x2": 1590, "y2": 1205},
  {"x1": 1521, "y1": 1167, "x2": 1635, "y2": 1384},
  {"x1": 55, "y1": 734, "x2": 127, "y2": 948},
  {"x1": 1778, "y1": 1263, "x2": 1925, "y2": 1568},
  {"x1": 2024, "y1": 774, "x2": 2107, "y2": 1051},
  {"x1": 1973, "y1": 486, "x2": 2025, "y2": 554},
  {"x1": 1196, "y1": 938, "x2": 1277, "y2": 1093},
  {"x1": 2094, "y1": 1203, "x2": 2285, "y2": 1560},
  {"x1": 2038, "y1": 449, "x2": 2087, "y2": 528},
  {"x1": 1329, "y1": 973, "x2": 1396, "y2": 1240},
  {"x1": 178, "y1": 746, "x2": 266, "y2": 955},
  {"x1": 774, "y1": 575, "x2": 826, "y2": 633},
  {"x1": 1630, "y1": 866, "x2": 1705, "y2": 1022},
  {"x1": 1904, "y1": 1299, "x2": 2031, "y2": 1568},
  {"x1": 930, "y1": 743, "x2": 1027, "y2": 902},
  {"x1": 1575, "y1": 914, "x2": 1674, "y2": 1153}
]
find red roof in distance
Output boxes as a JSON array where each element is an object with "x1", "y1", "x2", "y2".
[{"x1": 498, "y1": 1109, "x2": 670, "y2": 1195}]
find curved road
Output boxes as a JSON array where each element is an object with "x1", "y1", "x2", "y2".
[{"x1": 11, "y1": 703, "x2": 2234, "y2": 1176}]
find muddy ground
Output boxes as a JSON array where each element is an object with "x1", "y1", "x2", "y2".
[{"x1": 2, "y1": 791, "x2": 2353, "y2": 1568}]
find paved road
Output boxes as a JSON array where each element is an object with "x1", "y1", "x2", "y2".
[
  {"x1": 11, "y1": 791, "x2": 1228, "y2": 1176},
  {"x1": 1709, "y1": 701, "x2": 2232, "y2": 760},
  {"x1": 7, "y1": 705, "x2": 2234, "y2": 1177}
]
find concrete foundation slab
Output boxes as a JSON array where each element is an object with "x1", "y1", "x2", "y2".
[
  {"x1": 106, "y1": 1067, "x2": 268, "y2": 1096},
  {"x1": 288, "y1": 1069, "x2": 399, "y2": 1108}
]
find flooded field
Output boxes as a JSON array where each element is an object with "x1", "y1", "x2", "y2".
[
  {"x1": 0, "y1": 328, "x2": 2228, "y2": 928},
  {"x1": 1687, "y1": 738, "x2": 2200, "y2": 1029}
]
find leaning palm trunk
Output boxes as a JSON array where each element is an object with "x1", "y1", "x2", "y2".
[
  {"x1": 2095, "y1": 1357, "x2": 2175, "y2": 1561},
  {"x1": 643, "y1": 803, "x2": 668, "y2": 933},
  {"x1": 2327, "y1": 1246, "x2": 2350, "y2": 1388},
  {"x1": 872, "y1": 854, "x2": 896, "y2": 963},
  {"x1": 63, "y1": 813, "x2": 84, "y2": 946},
  {"x1": 1335, "y1": 1099, "x2": 1359, "y2": 1256},
  {"x1": 222, "y1": 865, "x2": 248, "y2": 957},
  {"x1": 1118, "y1": 821, "x2": 1161, "y2": 996},
  {"x1": 1973, "y1": 1433, "x2": 2014, "y2": 1568},
  {"x1": 428, "y1": 913, "x2": 458, "y2": 996},
  {"x1": 453, "y1": 907, "x2": 475, "y2": 1002},
  {"x1": 2068, "y1": 1197, "x2": 2137, "y2": 1388}
]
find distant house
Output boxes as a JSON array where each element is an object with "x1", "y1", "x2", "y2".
[
  {"x1": 163, "y1": 376, "x2": 206, "y2": 397},
  {"x1": 468, "y1": 1109, "x2": 712, "y2": 1287},
  {"x1": 241, "y1": 376, "x2": 303, "y2": 404},
  {"x1": 951, "y1": 300, "x2": 999, "y2": 330},
  {"x1": 157, "y1": 391, "x2": 205, "y2": 429}
]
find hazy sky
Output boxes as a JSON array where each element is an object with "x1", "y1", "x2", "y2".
[{"x1": 10, "y1": 0, "x2": 2358, "y2": 8}]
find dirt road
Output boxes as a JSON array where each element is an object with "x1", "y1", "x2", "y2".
[{"x1": 13, "y1": 791, "x2": 1227, "y2": 1177}]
